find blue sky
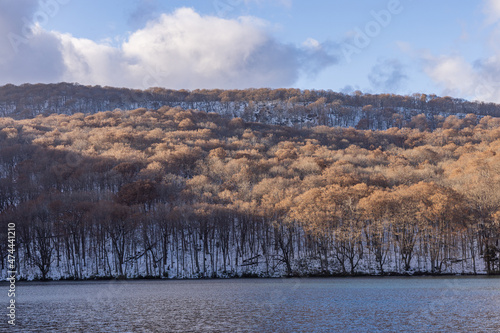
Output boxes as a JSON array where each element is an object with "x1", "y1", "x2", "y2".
[{"x1": 1, "y1": 0, "x2": 500, "y2": 102}]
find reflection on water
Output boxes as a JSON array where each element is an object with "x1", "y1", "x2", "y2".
[{"x1": 1, "y1": 277, "x2": 499, "y2": 332}]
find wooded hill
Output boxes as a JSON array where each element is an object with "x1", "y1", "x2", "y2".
[
  {"x1": 0, "y1": 106, "x2": 499, "y2": 279},
  {"x1": 2, "y1": 83, "x2": 500, "y2": 129}
]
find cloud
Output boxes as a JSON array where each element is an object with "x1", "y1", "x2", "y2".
[
  {"x1": 422, "y1": 55, "x2": 477, "y2": 94},
  {"x1": 340, "y1": 85, "x2": 357, "y2": 94},
  {"x1": 484, "y1": 0, "x2": 500, "y2": 24},
  {"x1": 300, "y1": 39, "x2": 338, "y2": 78},
  {"x1": 0, "y1": 0, "x2": 66, "y2": 84},
  {"x1": 119, "y1": 8, "x2": 333, "y2": 88},
  {"x1": 416, "y1": 0, "x2": 500, "y2": 102},
  {"x1": 57, "y1": 33, "x2": 130, "y2": 87},
  {"x1": 0, "y1": 6, "x2": 335, "y2": 89},
  {"x1": 368, "y1": 58, "x2": 407, "y2": 92},
  {"x1": 0, "y1": 0, "x2": 38, "y2": 38},
  {"x1": 422, "y1": 53, "x2": 500, "y2": 102},
  {"x1": 127, "y1": 0, "x2": 160, "y2": 30}
]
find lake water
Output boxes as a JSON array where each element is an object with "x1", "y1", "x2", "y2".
[{"x1": 1, "y1": 277, "x2": 499, "y2": 332}]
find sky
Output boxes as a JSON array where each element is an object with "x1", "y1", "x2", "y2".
[{"x1": 1, "y1": 0, "x2": 500, "y2": 102}]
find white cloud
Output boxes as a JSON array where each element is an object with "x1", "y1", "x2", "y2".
[
  {"x1": 128, "y1": 0, "x2": 160, "y2": 30},
  {"x1": 416, "y1": 0, "x2": 500, "y2": 102},
  {"x1": 122, "y1": 8, "x2": 278, "y2": 88},
  {"x1": 0, "y1": 0, "x2": 66, "y2": 84},
  {"x1": 421, "y1": 52, "x2": 500, "y2": 103},
  {"x1": 422, "y1": 55, "x2": 479, "y2": 96},
  {"x1": 368, "y1": 58, "x2": 407, "y2": 93},
  {"x1": 118, "y1": 7, "x2": 330, "y2": 88},
  {"x1": 57, "y1": 33, "x2": 130, "y2": 87},
  {"x1": 0, "y1": 6, "x2": 335, "y2": 89},
  {"x1": 484, "y1": 0, "x2": 500, "y2": 24},
  {"x1": 303, "y1": 38, "x2": 320, "y2": 49}
]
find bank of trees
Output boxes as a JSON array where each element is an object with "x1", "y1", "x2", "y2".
[
  {"x1": 0, "y1": 106, "x2": 499, "y2": 279},
  {"x1": 3, "y1": 83, "x2": 500, "y2": 126}
]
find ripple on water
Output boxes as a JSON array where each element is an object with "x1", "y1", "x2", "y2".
[{"x1": 0, "y1": 277, "x2": 499, "y2": 333}]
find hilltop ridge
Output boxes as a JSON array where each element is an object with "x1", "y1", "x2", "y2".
[{"x1": 1, "y1": 83, "x2": 500, "y2": 129}]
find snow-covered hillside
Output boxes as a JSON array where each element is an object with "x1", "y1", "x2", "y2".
[{"x1": 1, "y1": 83, "x2": 499, "y2": 129}]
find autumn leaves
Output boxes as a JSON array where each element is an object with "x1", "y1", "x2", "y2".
[{"x1": 0, "y1": 106, "x2": 499, "y2": 278}]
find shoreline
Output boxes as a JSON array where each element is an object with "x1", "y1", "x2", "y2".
[{"x1": 3, "y1": 271, "x2": 498, "y2": 283}]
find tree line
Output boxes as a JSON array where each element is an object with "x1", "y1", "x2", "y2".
[
  {"x1": 2, "y1": 83, "x2": 500, "y2": 123},
  {"x1": 0, "y1": 106, "x2": 499, "y2": 279}
]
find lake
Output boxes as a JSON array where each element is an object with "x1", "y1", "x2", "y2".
[{"x1": 1, "y1": 277, "x2": 499, "y2": 332}]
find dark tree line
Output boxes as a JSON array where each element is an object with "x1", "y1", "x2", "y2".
[{"x1": 2, "y1": 83, "x2": 500, "y2": 124}]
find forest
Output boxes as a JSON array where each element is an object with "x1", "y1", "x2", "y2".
[
  {"x1": 3, "y1": 83, "x2": 500, "y2": 129},
  {"x1": 0, "y1": 105, "x2": 499, "y2": 279}
]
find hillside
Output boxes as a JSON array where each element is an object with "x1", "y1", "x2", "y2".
[
  {"x1": 0, "y1": 106, "x2": 499, "y2": 279},
  {"x1": 2, "y1": 83, "x2": 500, "y2": 129}
]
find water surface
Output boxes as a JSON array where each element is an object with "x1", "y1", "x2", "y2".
[{"x1": 1, "y1": 277, "x2": 499, "y2": 332}]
